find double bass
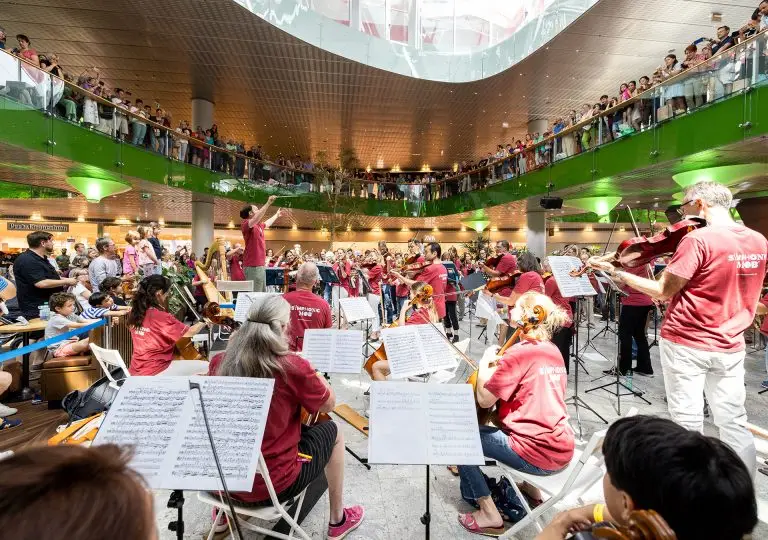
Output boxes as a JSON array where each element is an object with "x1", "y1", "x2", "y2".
[{"x1": 467, "y1": 305, "x2": 547, "y2": 426}]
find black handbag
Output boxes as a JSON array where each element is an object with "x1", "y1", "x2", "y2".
[{"x1": 61, "y1": 368, "x2": 124, "y2": 422}]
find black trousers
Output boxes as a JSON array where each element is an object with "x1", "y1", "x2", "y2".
[
  {"x1": 618, "y1": 304, "x2": 653, "y2": 373},
  {"x1": 444, "y1": 301, "x2": 459, "y2": 332},
  {"x1": 551, "y1": 326, "x2": 573, "y2": 374}
]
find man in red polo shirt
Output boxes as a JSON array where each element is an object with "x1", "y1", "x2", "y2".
[
  {"x1": 240, "y1": 195, "x2": 281, "y2": 292},
  {"x1": 283, "y1": 262, "x2": 333, "y2": 351},
  {"x1": 591, "y1": 181, "x2": 768, "y2": 474},
  {"x1": 391, "y1": 242, "x2": 447, "y2": 321}
]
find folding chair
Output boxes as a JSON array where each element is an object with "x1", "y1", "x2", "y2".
[
  {"x1": 498, "y1": 408, "x2": 639, "y2": 538},
  {"x1": 197, "y1": 454, "x2": 311, "y2": 540},
  {"x1": 89, "y1": 343, "x2": 130, "y2": 389}
]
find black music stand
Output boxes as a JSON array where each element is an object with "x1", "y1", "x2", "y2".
[{"x1": 265, "y1": 267, "x2": 285, "y2": 287}]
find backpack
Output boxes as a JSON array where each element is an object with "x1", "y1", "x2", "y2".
[{"x1": 61, "y1": 367, "x2": 123, "y2": 421}]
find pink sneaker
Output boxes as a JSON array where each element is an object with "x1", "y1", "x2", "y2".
[
  {"x1": 211, "y1": 508, "x2": 228, "y2": 534},
  {"x1": 327, "y1": 505, "x2": 364, "y2": 539}
]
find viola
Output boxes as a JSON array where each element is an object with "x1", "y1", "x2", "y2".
[
  {"x1": 466, "y1": 305, "x2": 547, "y2": 426},
  {"x1": 363, "y1": 285, "x2": 433, "y2": 377},
  {"x1": 485, "y1": 271, "x2": 521, "y2": 293},
  {"x1": 587, "y1": 217, "x2": 706, "y2": 271}
]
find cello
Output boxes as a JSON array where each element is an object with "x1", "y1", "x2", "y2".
[
  {"x1": 363, "y1": 284, "x2": 434, "y2": 377},
  {"x1": 467, "y1": 305, "x2": 547, "y2": 426}
]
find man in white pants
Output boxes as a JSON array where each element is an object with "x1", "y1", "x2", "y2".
[{"x1": 591, "y1": 181, "x2": 768, "y2": 475}]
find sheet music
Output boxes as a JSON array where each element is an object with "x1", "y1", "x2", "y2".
[
  {"x1": 302, "y1": 329, "x2": 363, "y2": 374},
  {"x1": 94, "y1": 376, "x2": 274, "y2": 491},
  {"x1": 548, "y1": 256, "x2": 597, "y2": 297},
  {"x1": 234, "y1": 292, "x2": 278, "y2": 323},
  {"x1": 368, "y1": 382, "x2": 483, "y2": 465},
  {"x1": 338, "y1": 297, "x2": 376, "y2": 322},
  {"x1": 382, "y1": 325, "x2": 457, "y2": 378},
  {"x1": 475, "y1": 294, "x2": 503, "y2": 325}
]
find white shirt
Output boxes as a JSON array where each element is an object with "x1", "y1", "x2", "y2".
[{"x1": 72, "y1": 282, "x2": 90, "y2": 310}]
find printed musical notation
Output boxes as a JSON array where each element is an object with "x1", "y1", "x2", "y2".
[
  {"x1": 368, "y1": 382, "x2": 484, "y2": 466},
  {"x1": 548, "y1": 256, "x2": 597, "y2": 298},
  {"x1": 93, "y1": 376, "x2": 274, "y2": 491},
  {"x1": 381, "y1": 324, "x2": 457, "y2": 379},
  {"x1": 302, "y1": 329, "x2": 364, "y2": 374},
  {"x1": 338, "y1": 297, "x2": 376, "y2": 322},
  {"x1": 234, "y1": 292, "x2": 278, "y2": 323}
]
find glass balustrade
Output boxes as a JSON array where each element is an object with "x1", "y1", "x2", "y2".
[{"x1": 0, "y1": 28, "x2": 765, "y2": 210}]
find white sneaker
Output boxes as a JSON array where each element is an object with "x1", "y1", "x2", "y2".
[{"x1": 0, "y1": 404, "x2": 18, "y2": 417}]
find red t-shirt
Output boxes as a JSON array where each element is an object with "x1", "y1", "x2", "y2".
[
  {"x1": 129, "y1": 308, "x2": 189, "y2": 375},
  {"x1": 241, "y1": 220, "x2": 267, "y2": 267},
  {"x1": 367, "y1": 264, "x2": 383, "y2": 295},
  {"x1": 544, "y1": 278, "x2": 573, "y2": 328},
  {"x1": 416, "y1": 263, "x2": 448, "y2": 318},
  {"x1": 407, "y1": 306, "x2": 433, "y2": 325},
  {"x1": 495, "y1": 253, "x2": 519, "y2": 297},
  {"x1": 445, "y1": 281, "x2": 457, "y2": 302},
  {"x1": 513, "y1": 271, "x2": 545, "y2": 296},
  {"x1": 283, "y1": 289, "x2": 333, "y2": 351},
  {"x1": 484, "y1": 340, "x2": 574, "y2": 470},
  {"x1": 621, "y1": 265, "x2": 653, "y2": 307},
  {"x1": 229, "y1": 252, "x2": 246, "y2": 281},
  {"x1": 231, "y1": 354, "x2": 330, "y2": 502},
  {"x1": 661, "y1": 225, "x2": 768, "y2": 352},
  {"x1": 333, "y1": 260, "x2": 353, "y2": 296}
]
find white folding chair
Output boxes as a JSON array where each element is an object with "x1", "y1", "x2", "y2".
[
  {"x1": 197, "y1": 454, "x2": 311, "y2": 540},
  {"x1": 498, "y1": 408, "x2": 638, "y2": 538},
  {"x1": 89, "y1": 343, "x2": 130, "y2": 389}
]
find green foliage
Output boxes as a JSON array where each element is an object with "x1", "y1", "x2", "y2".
[
  {"x1": 461, "y1": 235, "x2": 491, "y2": 259},
  {"x1": 162, "y1": 263, "x2": 194, "y2": 320}
]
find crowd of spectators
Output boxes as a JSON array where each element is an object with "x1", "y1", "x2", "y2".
[{"x1": 1, "y1": 4, "x2": 767, "y2": 200}]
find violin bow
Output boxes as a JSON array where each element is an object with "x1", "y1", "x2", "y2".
[{"x1": 426, "y1": 321, "x2": 477, "y2": 369}]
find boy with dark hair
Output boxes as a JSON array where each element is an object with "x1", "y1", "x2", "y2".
[
  {"x1": 99, "y1": 276, "x2": 127, "y2": 307},
  {"x1": 81, "y1": 291, "x2": 129, "y2": 319},
  {"x1": 536, "y1": 415, "x2": 757, "y2": 540}
]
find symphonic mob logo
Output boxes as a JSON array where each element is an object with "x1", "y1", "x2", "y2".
[{"x1": 727, "y1": 253, "x2": 767, "y2": 270}]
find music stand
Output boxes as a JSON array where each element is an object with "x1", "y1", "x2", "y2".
[
  {"x1": 265, "y1": 267, "x2": 285, "y2": 287},
  {"x1": 317, "y1": 263, "x2": 339, "y2": 285}
]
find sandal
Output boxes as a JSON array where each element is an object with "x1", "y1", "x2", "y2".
[
  {"x1": 0, "y1": 418, "x2": 21, "y2": 431},
  {"x1": 457, "y1": 513, "x2": 505, "y2": 537},
  {"x1": 447, "y1": 465, "x2": 459, "y2": 476}
]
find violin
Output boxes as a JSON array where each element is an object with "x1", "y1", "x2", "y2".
[
  {"x1": 484, "y1": 254, "x2": 503, "y2": 268},
  {"x1": 589, "y1": 509, "x2": 676, "y2": 540},
  {"x1": 202, "y1": 302, "x2": 240, "y2": 332},
  {"x1": 399, "y1": 260, "x2": 431, "y2": 274},
  {"x1": 467, "y1": 305, "x2": 547, "y2": 426},
  {"x1": 485, "y1": 270, "x2": 521, "y2": 293},
  {"x1": 363, "y1": 285, "x2": 434, "y2": 377},
  {"x1": 586, "y1": 217, "x2": 706, "y2": 272},
  {"x1": 541, "y1": 271, "x2": 553, "y2": 281}
]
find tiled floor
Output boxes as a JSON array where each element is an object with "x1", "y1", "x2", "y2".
[{"x1": 154, "y1": 314, "x2": 768, "y2": 539}]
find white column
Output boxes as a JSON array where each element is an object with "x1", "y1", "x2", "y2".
[
  {"x1": 191, "y1": 194, "x2": 215, "y2": 257},
  {"x1": 526, "y1": 210, "x2": 547, "y2": 259},
  {"x1": 191, "y1": 98, "x2": 214, "y2": 130},
  {"x1": 527, "y1": 118, "x2": 548, "y2": 135}
]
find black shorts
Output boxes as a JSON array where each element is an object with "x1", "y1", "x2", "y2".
[{"x1": 235, "y1": 420, "x2": 337, "y2": 507}]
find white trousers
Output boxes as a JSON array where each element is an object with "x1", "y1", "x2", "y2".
[
  {"x1": 367, "y1": 293, "x2": 381, "y2": 332},
  {"x1": 660, "y1": 338, "x2": 755, "y2": 476}
]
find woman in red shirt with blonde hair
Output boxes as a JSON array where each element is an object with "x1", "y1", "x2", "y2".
[{"x1": 458, "y1": 291, "x2": 574, "y2": 536}]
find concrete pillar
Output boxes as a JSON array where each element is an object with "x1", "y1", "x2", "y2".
[
  {"x1": 191, "y1": 194, "x2": 215, "y2": 257},
  {"x1": 526, "y1": 210, "x2": 547, "y2": 259},
  {"x1": 527, "y1": 118, "x2": 548, "y2": 135},
  {"x1": 191, "y1": 98, "x2": 214, "y2": 130}
]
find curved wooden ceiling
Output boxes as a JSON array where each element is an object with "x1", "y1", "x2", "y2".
[{"x1": 0, "y1": 0, "x2": 757, "y2": 169}]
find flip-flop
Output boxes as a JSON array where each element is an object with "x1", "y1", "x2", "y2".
[
  {"x1": 446, "y1": 465, "x2": 459, "y2": 476},
  {"x1": 457, "y1": 513, "x2": 505, "y2": 537}
]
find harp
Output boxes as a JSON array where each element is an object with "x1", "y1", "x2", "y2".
[{"x1": 194, "y1": 239, "x2": 235, "y2": 317}]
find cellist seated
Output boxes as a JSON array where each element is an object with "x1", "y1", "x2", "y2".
[
  {"x1": 535, "y1": 415, "x2": 757, "y2": 540},
  {"x1": 370, "y1": 281, "x2": 439, "y2": 382},
  {"x1": 458, "y1": 292, "x2": 573, "y2": 536}
]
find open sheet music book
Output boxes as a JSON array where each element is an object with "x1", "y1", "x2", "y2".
[
  {"x1": 381, "y1": 323, "x2": 458, "y2": 379},
  {"x1": 338, "y1": 297, "x2": 377, "y2": 322},
  {"x1": 368, "y1": 382, "x2": 484, "y2": 465},
  {"x1": 302, "y1": 329, "x2": 364, "y2": 374},
  {"x1": 548, "y1": 256, "x2": 598, "y2": 297},
  {"x1": 234, "y1": 292, "x2": 279, "y2": 322},
  {"x1": 93, "y1": 376, "x2": 274, "y2": 491},
  {"x1": 475, "y1": 293, "x2": 504, "y2": 325}
]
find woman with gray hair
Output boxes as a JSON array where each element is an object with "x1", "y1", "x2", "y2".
[{"x1": 211, "y1": 294, "x2": 364, "y2": 538}]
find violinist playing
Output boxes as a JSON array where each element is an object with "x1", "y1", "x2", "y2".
[
  {"x1": 369, "y1": 281, "x2": 439, "y2": 381},
  {"x1": 208, "y1": 294, "x2": 365, "y2": 539},
  {"x1": 332, "y1": 248, "x2": 353, "y2": 301},
  {"x1": 484, "y1": 251, "x2": 545, "y2": 345},
  {"x1": 394, "y1": 239, "x2": 424, "y2": 313},
  {"x1": 587, "y1": 181, "x2": 768, "y2": 474},
  {"x1": 126, "y1": 275, "x2": 208, "y2": 376},
  {"x1": 535, "y1": 415, "x2": 757, "y2": 540},
  {"x1": 458, "y1": 292, "x2": 573, "y2": 536},
  {"x1": 391, "y1": 241, "x2": 447, "y2": 324},
  {"x1": 361, "y1": 251, "x2": 385, "y2": 340},
  {"x1": 542, "y1": 258, "x2": 574, "y2": 373}
]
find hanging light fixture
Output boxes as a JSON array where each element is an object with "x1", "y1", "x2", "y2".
[{"x1": 66, "y1": 165, "x2": 131, "y2": 203}]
